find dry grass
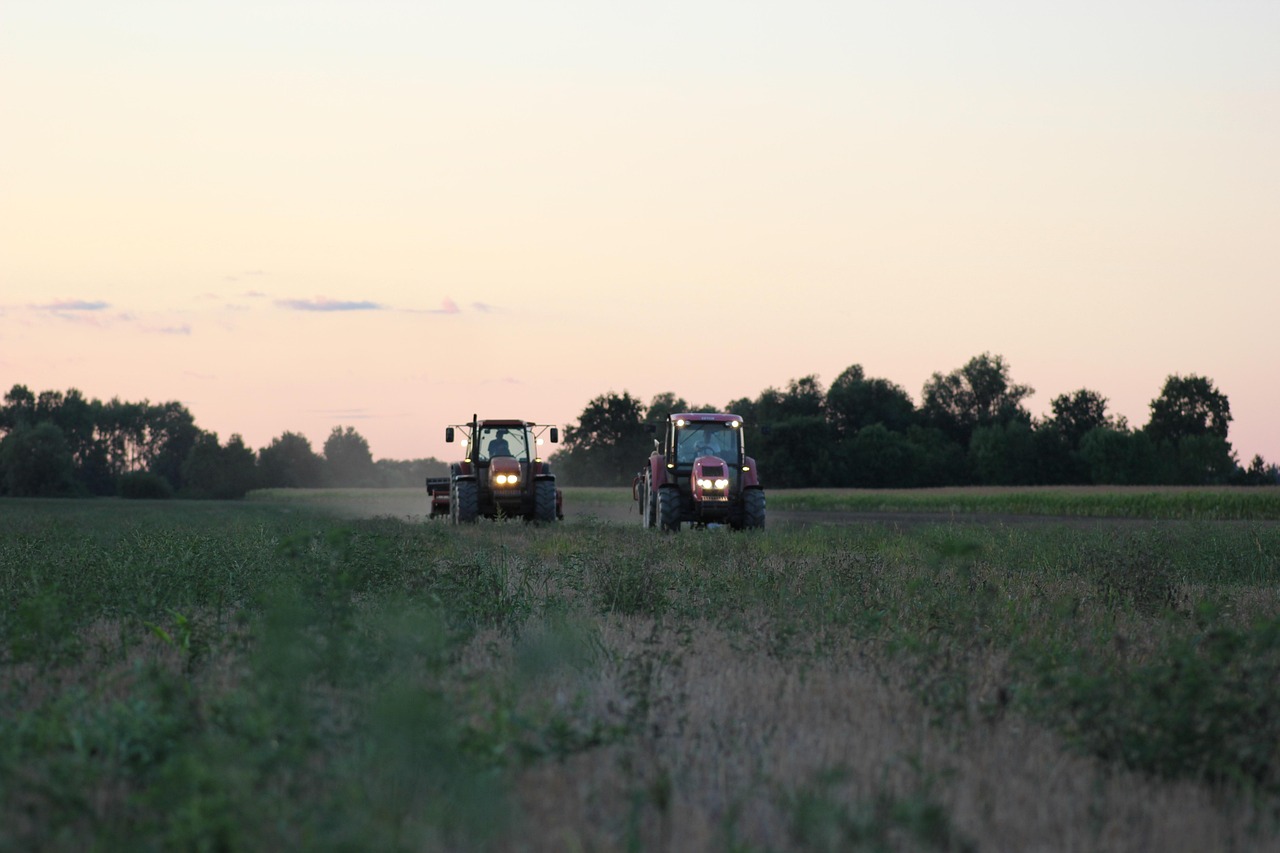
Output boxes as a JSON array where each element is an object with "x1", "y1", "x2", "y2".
[{"x1": 482, "y1": 618, "x2": 1276, "y2": 852}]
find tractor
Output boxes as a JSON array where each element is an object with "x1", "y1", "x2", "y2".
[
  {"x1": 426, "y1": 415, "x2": 562, "y2": 522},
  {"x1": 633, "y1": 412, "x2": 765, "y2": 531}
]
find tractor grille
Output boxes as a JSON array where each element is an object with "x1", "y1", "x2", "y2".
[{"x1": 701, "y1": 465, "x2": 724, "y2": 477}]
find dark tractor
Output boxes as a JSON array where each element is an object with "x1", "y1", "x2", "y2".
[
  {"x1": 633, "y1": 412, "x2": 765, "y2": 532},
  {"x1": 426, "y1": 415, "x2": 562, "y2": 523}
]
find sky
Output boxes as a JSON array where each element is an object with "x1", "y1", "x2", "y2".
[{"x1": 3, "y1": 1, "x2": 1278, "y2": 465}]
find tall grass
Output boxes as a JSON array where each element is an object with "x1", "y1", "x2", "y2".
[{"x1": 3, "y1": 494, "x2": 1280, "y2": 850}]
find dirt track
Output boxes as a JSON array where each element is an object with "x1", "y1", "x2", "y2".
[
  {"x1": 565, "y1": 498, "x2": 1156, "y2": 530},
  {"x1": 564, "y1": 497, "x2": 1280, "y2": 531}
]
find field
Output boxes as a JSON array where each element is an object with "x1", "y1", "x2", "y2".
[{"x1": 4, "y1": 487, "x2": 1280, "y2": 850}]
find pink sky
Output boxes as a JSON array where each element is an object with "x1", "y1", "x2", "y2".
[{"x1": 3, "y1": 2, "x2": 1278, "y2": 466}]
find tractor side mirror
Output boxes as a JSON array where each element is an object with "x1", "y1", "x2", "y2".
[
  {"x1": 445, "y1": 427, "x2": 455, "y2": 443},
  {"x1": 549, "y1": 427, "x2": 559, "y2": 443}
]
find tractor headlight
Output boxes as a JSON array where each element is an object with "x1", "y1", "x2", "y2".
[
  {"x1": 714, "y1": 478, "x2": 729, "y2": 489},
  {"x1": 697, "y1": 478, "x2": 730, "y2": 490},
  {"x1": 697, "y1": 478, "x2": 711, "y2": 489},
  {"x1": 494, "y1": 473, "x2": 519, "y2": 486}
]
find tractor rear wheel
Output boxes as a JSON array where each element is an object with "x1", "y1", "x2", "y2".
[
  {"x1": 742, "y1": 488, "x2": 765, "y2": 530},
  {"x1": 533, "y1": 479, "x2": 557, "y2": 522},
  {"x1": 658, "y1": 486, "x2": 681, "y2": 532},
  {"x1": 454, "y1": 480, "x2": 479, "y2": 523}
]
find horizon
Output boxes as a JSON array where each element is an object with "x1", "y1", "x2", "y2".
[{"x1": 4, "y1": 2, "x2": 1277, "y2": 466}]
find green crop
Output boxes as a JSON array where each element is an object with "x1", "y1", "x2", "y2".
[{"x1": 3, "y1": 492, "x2": 1280, "y2": 850}]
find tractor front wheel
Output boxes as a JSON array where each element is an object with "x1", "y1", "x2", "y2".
[
  {"x1": 533, "y1": 479, "x2": 557, "y2": 522},
  {"x1": 454, "y1": 480, "x2": 479, "y2": 523},
  {"x1": 742, "y1": 488, "x2": 766, "y2": 530},
  {"x1": 658, "y1": 486, "x2": 681, "y2": 532}
]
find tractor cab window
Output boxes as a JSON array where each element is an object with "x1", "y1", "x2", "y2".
[
  {"x1": 675, "y1": 423, "x2": 739, "y2": 464},
  {"x1": 477, "y1": 427, "x2": 529, "y2": 461}
]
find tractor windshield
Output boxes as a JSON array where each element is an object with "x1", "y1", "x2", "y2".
[
  {"x1": 476, "y1": 426, "x2": 529, "y2": 461},
  {"x1": 675, "y1": 422, "x2": 740, "y2": 465}
]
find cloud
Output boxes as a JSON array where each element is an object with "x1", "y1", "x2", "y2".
[
  {"x1": 403, "y1": 298, "x2": 462, "y2": 315},
  {"x1": 276, "y1": 297, "x2": 384, "y2": 312},
  {"x1": 471, "y1": 302, "x2": 498, "y2": 313},
  {"x1": 31, "y1": 299, "x2": 110, "y2": 312},
  {"x1": 153, "y1": 324, "x2": 192, "y2": 335}
]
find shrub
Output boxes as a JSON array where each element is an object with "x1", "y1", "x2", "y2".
[{"x1": 118, "y1": 471, "x2": 175, "y2": 500}]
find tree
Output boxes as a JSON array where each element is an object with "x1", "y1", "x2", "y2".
[
  {"x1": 921, "y1": 352, "x2": 1033, "y2": 447},
  {"x1": 646, "y1": 392, "x2": 688, "y2": 424},
  {"x1": 183, "y1": 432, "x2": 258, "y2": 498},
  {"x1": 731, "y1": 376, "x2": 833, "y2": 488},
  {"x1": 374, "y1": 457, "x2": 449, "y2": 488},
  {"x1": 754, "y1": 376, "x2": 826, "y2": 423},
  {"x1": 969, "y1": 421, "x2": 1038, "y2": 485},
  {"x1": 1172, "y1": 432, "x2": 1239, "y2": 484},
  {"x1": 0, "y1": 384, "x2": 36, "y2": 434},
  {"x1": 1046, "y1": 389, "x2": 1113, "y2": 450},
  {"x1": 1236, "y1": 455, "x2": 1280, "y2": 486},
  {"x1": 1146, "y1": 374, "x2": 1232, "y2": 445},
  {"x1": 556, "y1": 392, "x2": 648, "y2": 486},
  {"x1": 146, "y1": 401, "x2": 201, "y2": 492},
  {"x1": 838, "y1": 423, "x2": 926, "y2": 488},
  {"x1": 1079, "y1": 426, "x2": 1160, "y2": 485},
  {"x1": 258, "y1": 432, "x2": 325, "y2": 488},
  {"x1": 751, "y1": 414, "x2": 835, "y2": 488},
  {"x1": 324, "y1": 426, "x2": 376, "y2": 487},
  {"x1": 826, "y1": 364, "x2": 915, "y2": 436},
  {"x1": 0, "y1": 422, "x2": 77, "y2": 497}
]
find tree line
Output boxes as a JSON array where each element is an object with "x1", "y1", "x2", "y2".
[
  {"x1": 551, "y1": 353, "x2": 1279, "y2": 488},
  {"x1": 0, "y1": 385, "x2": 447, "y2": 499}
]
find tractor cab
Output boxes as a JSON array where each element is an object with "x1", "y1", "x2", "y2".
[{"x1": 668, "y1": 416, "x2": 743, "y2": 465}]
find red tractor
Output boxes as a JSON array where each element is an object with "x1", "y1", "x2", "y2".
[
  {"x1": 633, "y1": 412, "x2": 765, "y2": 531},
  {"x1": 427, "y1": 416, "x2": 563, "y2": 523}
]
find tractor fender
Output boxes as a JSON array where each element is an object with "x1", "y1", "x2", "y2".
[
  {"x1": 647, "y1": 454, "x2": 672, "y2": 488},
  {"x1": 741, "y1": 456, "x2": 761, "y2": 488}
]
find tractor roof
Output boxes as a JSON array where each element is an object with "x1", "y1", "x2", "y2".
[
  {"x1": 475, "y1": 419, "x2": 531, "y2": 428},
  {"x1": 670, "y1": 412, "x2": 742, "y2": 424}
]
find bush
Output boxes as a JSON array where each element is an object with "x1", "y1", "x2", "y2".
[{"x1": 118, "y1": 471, "x2": 175, "y2": 500}]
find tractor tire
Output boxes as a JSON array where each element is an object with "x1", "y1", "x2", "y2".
[
  {"x1": 454, "y1": 480, "x2": 479, "y2": 524},
  {"x1": 658, "y1": 486, "x2": 681, "y2": 533},
  {"x1": 534, "y1": 479, "x2": 558, "y2": 522},
  {"x1": 742, "y1": 488, "x2": 766, "y2": 530},
  {"x1": 642, "y1": 473, "x2": 657, "y2": 528}
]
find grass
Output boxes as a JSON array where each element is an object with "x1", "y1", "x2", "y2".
[
  {"x1": 767, "y1": 485, "x2": 1280, "y2": 520},
  {"x1": 4, "y1": 491, "x2": 1280, "y2": 850},
  {"x1": 251, "y1": 483, "x2": 1280, "y2": 521}
]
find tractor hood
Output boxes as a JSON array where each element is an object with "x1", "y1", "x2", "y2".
[{"x1": 692, "y1": 455, "x2": 733, "y2": 502}]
